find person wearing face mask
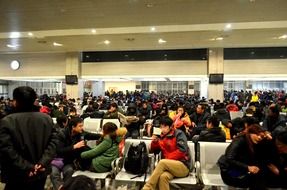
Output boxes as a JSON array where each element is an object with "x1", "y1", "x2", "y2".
[
  {"x1": 218, "y1": 124, "x2": 270, "y2": 190},
  {"x1": 142, "y1": 116, "x2": 191, "y2": 190}
]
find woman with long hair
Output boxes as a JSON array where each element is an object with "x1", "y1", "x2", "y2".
[{"x1": 218, "y1": 124, "x2": 269, "y2": 190}]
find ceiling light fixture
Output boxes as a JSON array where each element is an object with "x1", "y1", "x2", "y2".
[
  {"x1": 146, "y1": 3, "x2": 154, "y2": 8},
  {"x1": 7, "y1": 44, "x2": 20, "y2": 49},
  {"x1": 53, "y1": 42, "x2": 63, "y2": 47},
  {"x1": 28, "y1": 32, "x2": 34, "y2": 37},
  {"x1": 104, "y1": 40, "x2": 110, "y2": 45},
  {"x1": 158, "y1": 39, "x2": 167, "y2": 44},
  {"x1": 9, "y1": 32, "x2": 21, "y2": 38},
  {"x1": 91, "y1": 29, "x2": 96, "y2": 34},
  {"x1": 215, "y1": 37, "x2": 224, "y2": 41},
  {"x1": 278, "y1": 34, "x2": 287, "y2": 39},
  {"x1": 150, "y1": 27, "x2": 156, "y2": 32},
  {"x1": 225, "y1": 23, "x2": 232, "y2": 30}
]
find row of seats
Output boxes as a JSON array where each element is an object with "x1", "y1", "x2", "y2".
[
  {"x1": 73, "y1": 139, "x2": 230, "y2": 189},
  {"x1": 84, "y1": 118, "x2": 121, "y2": 133}
]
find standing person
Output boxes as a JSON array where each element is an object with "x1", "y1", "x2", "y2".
[
  {"x1": 0, "y1": 86, "x2": 58, "y2": 190},
  {"x1": 142, "y1": 116, "x2": 190, "y2": 190}
]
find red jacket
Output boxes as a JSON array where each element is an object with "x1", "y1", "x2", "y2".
[{"x1": 151, "y1": 129, "x2": 191, "y2": 168}]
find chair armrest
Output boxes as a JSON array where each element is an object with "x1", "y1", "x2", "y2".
[
  {"x1": 195, "y1": 161, "x2": 202, "y2": 183},
  {"x1": 111, "y1": 157, "x2": 123, "y2": 175}
]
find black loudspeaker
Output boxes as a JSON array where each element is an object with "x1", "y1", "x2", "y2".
[{"x1": 65, "y1": 75, "x2": 78, "y2": 85}]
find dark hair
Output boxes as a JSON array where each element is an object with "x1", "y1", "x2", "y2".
[
  {"x1": 61, "y1": 175, "x2": 95, "y2": 190},
  {"x1": 159, "y1": 116, "x2": 173, "y2": 127},
  {"x1": 276, "y1": 130, "x2": 287, "y2": 145},
  {"x1": 69, "y1": 117, "x2": 83, "y2": 128},
  {"x1": 197, "y1": 104, "x2": 205, "y2": 110},
  {"x1": 243, "y1": 124, "x2": 265, "y2": 154},
  {"x1": 207, "y1": 116, "x2": 219, "y2": 128},
  {"x1": 108, "y1": 102, "x2": 118, "y2": 110},
  {"x1": 242, "y1": 117, "x2": 259, "y2": 126},
  {"x1": 247, "y1": 124, "x2": 265, "y2": 135},
  {"x1": 269, "y1": 105, "x2": 280, "y2": 115},
  {"x1": 56, "y1": 115, "x2": 68, "y2": 127},
  {"x1": 13, "y1": 86, "x2": 37, "y2": 112},
  {"x1": 69, "y1": 107, "x2": 77, "y2": 113},
  {"x1": 101, "y1": 122, "x2": 118, "y2": 142}
]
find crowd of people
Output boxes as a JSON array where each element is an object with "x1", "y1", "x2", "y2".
[{"x1": 0, "y1": 87, "x2": 287, "y2": 190}]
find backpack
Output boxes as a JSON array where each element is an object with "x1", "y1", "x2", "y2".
[{"x1": 124, "y1": 142, "x2": 149, "y2": 178}]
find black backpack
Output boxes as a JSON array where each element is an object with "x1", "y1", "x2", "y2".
[{"x1": 124, "y1": 142, "x2": 149, "y2": 178}]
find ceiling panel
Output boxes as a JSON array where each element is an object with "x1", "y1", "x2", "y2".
[{"x1": 0, "y1": 0, "x2": 286, "y2": 53}]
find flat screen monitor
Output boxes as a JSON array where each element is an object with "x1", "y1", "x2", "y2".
[
  {"x1": 65, "y1": 75, "x2": 78, "y2": 85},
  {"x1": 209, "y1": 74, "x2": 224, "y2": 84}
]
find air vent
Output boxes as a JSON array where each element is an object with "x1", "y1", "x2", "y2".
[
  {"x1": 125, "y1": 38, "x2": 135, "y2": 42},
  {"x1": 37, "y1": 40, "x2": 47, "y2": 44}
]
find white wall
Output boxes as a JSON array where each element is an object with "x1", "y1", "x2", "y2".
[
  {"x1": 0, "y1": 53, "x2": 66, "y2": 79},
  {"x1": 104, "y1": 81, "x2": 136, "y2": 92},
  {"x1": 224, "y1": 59, "x2": 287, "y2": 75}
]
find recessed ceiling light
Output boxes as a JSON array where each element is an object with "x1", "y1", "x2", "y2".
[
  {"x1": 146, "y1": 3, "x2": 154, "y2": 8},
  {"x1": 278, "y1": 34, "x2": 287, "y2": 39},
  {"x1": 150, "y1": 27, "x2": 156, "y2": 32},
  {"x1": 9, "y1": 32, "x2": 21, "y2": 38},
  {"x1": 104, "y1": 40, "x2": 110, "y2": 45},
  {"x1": 215, "y1": 37, "x2": 224, "y2": 41},
  {"x1": 28, "y1": 32, "x2": 34, "y2": 37},
  {"x1": 225, "y1": 23, "x2": 232, "y2": 29},
  {"x1": 91, "y1": 29, "x2": 96, "y2": 34},
  {"x1": 53, "y1": 42, "x2": 63, "y2": 46},
  {"x1": 158, "y1": 38, "x2": 167, "y2": 44},
  {"x1": 7, "y1": 44, "x2": 20, "y2": 49}
]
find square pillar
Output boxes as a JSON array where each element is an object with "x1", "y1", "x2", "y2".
[{"x1": 208, "y1": 48, "x2": 224, "y2": 101}]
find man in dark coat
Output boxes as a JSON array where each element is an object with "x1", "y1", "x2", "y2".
[{"x1": 0, "y1": 86, "x2": 58, "y2": 190}]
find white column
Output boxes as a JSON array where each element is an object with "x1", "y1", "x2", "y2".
[
  {"x1": 65, "y1": 52, "x2": 81, "y2": 99},
  {"x1": 207, "y1": 48, "x2": 224, "y2": 101},
  {"x1": 92, "y1": 81, "x2": 105, "y2": 97},
  {"x1": 200, "y1": 78, "x2": 208, "y2": 99}
]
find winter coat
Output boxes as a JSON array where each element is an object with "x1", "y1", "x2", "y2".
[{"x1": 81, "y1": 136, "x2": 122, "y2": 173}]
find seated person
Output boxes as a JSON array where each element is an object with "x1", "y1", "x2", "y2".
[
  {"x1": 218, "y1": 124, "x2": 271, "y2": 190},
  {"x1": 196, "y1": 116, "x2": 226, "y2": 142},
  {"x1": 263, "y1": 130, "x2": 287, "y2": 188},
  {"x1": 220, "y1": 119, "x2": 232, "y2": 141},
  {"x1": 169, "y1": 105, "x2": 192, "y2": 135},
  {"x1": 125, "y1": 103, "x2": 140, "y2": 139},
  {"x1": 80, "y1": 123, "x2": 127, "y2": 173},
  {"x1": 142, "y1": 116, "x2": 191, "y2": 190},
  {"x1": 103, "y1": 103, "x2": 119, "y2": 119},
  {"x1": 189, "y1": 104, "x2": 210, "y2": 136},
  {"x1": 50, "y1": 117, "x2": 101, "y2": 190}
]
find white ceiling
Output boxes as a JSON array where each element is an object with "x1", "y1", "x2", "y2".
[{"x1": 0, "y1": 0, "x2": 287, "y2": 53}]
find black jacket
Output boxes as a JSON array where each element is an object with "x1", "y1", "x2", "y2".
[
  {"x1": 0, "y1": 112, "x2": 58, "y2": 182},
  {"x1": 190, "y1": 112, "x2": 210, "y2": 128},
  {"x1": 57, "y1": 127, "x2": 101, "y2": 165},
  {"x1": 198, "y1": 127, "x2": 226, "y2": 142},
  {"x1": 218, "y1": 135, "x2": 260, "y2": 172}
]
